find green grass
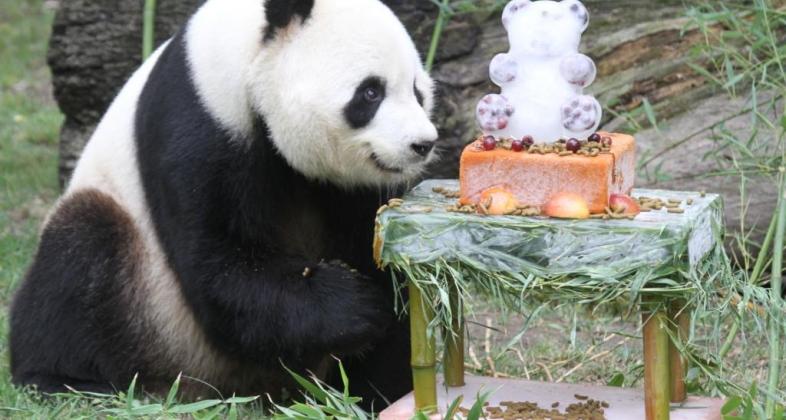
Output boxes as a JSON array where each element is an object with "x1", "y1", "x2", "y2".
[{"x1": 0, "y1": 0, "x2": 95, "y2": 417}]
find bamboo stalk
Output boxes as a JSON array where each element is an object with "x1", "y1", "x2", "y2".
[
  {"x1": 424, "y1": 0, "x2": 451, "y2": 72},
  {"x1": 409, "y1": 282, "x2": 437, "y2": 413},
  {"x1": 668, "y1": 300, "x2": 689, "y2": 403},
  {"x1": 765, "y1": 176, "x2": 786, "y2": 417},
  {"x1": 643, "y1": 298, "x2": 671, "y2": 420},
  {"x1": 444, "y1": 282, "x2": 465, "y2": 387},
  {"x1": 143, "y1": 0, "x2": 157, "y2": 59}
]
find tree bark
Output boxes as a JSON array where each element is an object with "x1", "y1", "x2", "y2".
[{"x1": 48, "y1": 0, "x2": 202, "y2": 187}]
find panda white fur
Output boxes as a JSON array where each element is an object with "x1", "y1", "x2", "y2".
[{"x1": 10, "y1": 0, "x2": 437, "y2": 408}]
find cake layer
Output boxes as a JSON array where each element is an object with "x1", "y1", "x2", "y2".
[{"x1": 459, "y1": 132, "x2": 636, "y2": 214}]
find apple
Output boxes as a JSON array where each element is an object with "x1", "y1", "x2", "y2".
[
  {"x1": 609, "y1": 194, "x2": 641, "y2": 215},
  {"x1": 543, "y1": 192, "x2": 590, "y2": 219},
  {"x1": 479, "y1": 187, "x2": 519, "y2": 215}
]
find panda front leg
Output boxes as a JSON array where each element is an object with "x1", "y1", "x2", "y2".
[
  {"x1": 183, "y1": 252, "x2": 393, "y2": 370},
  {"x1": 331, "y1": 302, "x2": 412, "y2": 411}
]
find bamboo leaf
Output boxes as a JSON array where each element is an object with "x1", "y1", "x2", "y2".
[
  {"x1": 283, "y1": 366, "x2": 330, "y2": 404},
  {"x1": 723, "y1": 396, "x2": 743, "y2": 415},
  {"x1": 467, "y1": 391, "x2": 491, "y2": 420},
  {"x1": 607, "y1": 372, "x2": 625, "y2": 387},
  {"x1": 168, "y1": 400, "x2": 223, "y2": 414},
  {"x1": 445, "y1": 395, "x2": 464, "y2": 419},
  {"x1": 165, "y1": 373, "x2": 182, "y2": 408},
  {"x1": 192, "y1": 406, "x2": 225, "y2": 420},
  {"x1": 130, "y1": 404, "x2": 164, "y2": 416},
  {"x1": 224, "y1": 396, "x2": 259, "y2": 404},
  {"x1": 125, "y1": 374, "x2": 138, "y2": 411}
]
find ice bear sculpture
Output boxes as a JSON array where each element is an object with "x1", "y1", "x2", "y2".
[{"x1": 476, "y1": 0, "x2": 601, "y2": 143}]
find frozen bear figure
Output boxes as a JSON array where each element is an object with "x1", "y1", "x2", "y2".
[{"x1": 476, "y1": 0, "x2": 601, "y2": 143}]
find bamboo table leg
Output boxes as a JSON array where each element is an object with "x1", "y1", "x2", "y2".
[
  {"x1": 669, "y1": 300, "x2": 689, "y2": 403},
  {"x1": 643, "y1": 300, "x2": 671, "y2": 420},
  {"x1": 409, "y1": 282, "x2": 437, "y2": 412},
  {"x1": 444, "y1": 282, "x2": 465, "y2": 387}
]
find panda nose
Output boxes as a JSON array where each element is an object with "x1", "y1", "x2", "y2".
[{"x1": 410, "y1": 141, "x2": 435, "y2": 158}]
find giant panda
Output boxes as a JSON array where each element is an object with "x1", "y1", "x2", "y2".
[{"x1": 10, "y1": 0, "x2": 438, "y2": 409}]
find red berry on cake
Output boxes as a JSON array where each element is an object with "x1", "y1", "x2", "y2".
[
  {"x1": 601, "y1": 136, "x2": 613, "y2": 146},
  {"x1": 522, "y1": 135, "x2": 534, "y2": 147},
  {"x1": 566, "y1": 138, "x2": 581, "y2": 152},
  {"x1": 588, "y1": 133, "x2": 601, "y2": 143},
  {"x1": 482, "y1": 136, "x2": 497, "y2": 151},
  {"x1": 511, "y1": 140, "x2": 524, "y2": 152}
]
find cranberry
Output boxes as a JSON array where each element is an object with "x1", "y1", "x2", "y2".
[
  {"x1": 511, "y1": 140, "x2": 524, "y2": 152},
  {"x1": 601, "y1": 136, "x2": 613, "y2": 146},
  {"x1": 588, "y1": 133, "x2": 601, "y2": 143},
  {"x1": 521, "y1": 135, "x2": 534, "y2": 147},
  {"x1": 566, "y1": 138, "x2": 581, "y2": 153},
  {"x1": 482, "y1": 136, "x2": 497, "y2": 151}
]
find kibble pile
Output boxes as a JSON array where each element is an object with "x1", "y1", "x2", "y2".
[
  {"x1": 458, "y1": 394, "x2": 610, "y2": 420},
  {"x1": 477, "y1": 135, "x2": 613, "y2": 157}
]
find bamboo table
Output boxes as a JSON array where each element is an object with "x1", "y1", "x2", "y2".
[{"x1": 374, "y1": 180, "x2": 724, "y2": 420}]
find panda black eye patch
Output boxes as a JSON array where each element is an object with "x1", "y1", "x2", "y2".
[
  {"x1": 344, "y1": 76, "x2": 386, "y2": 129},
  {"x1": 414, "y1": 82, "x2": 425, "y2": 107}
]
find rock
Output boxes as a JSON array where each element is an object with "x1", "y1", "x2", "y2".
[{"x1": 630, "y1": 91, "x2": 784, "y2": 257}]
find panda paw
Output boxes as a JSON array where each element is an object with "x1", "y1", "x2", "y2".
[
  {"x1": 560, "y1": 53, "x2": 596, "y2": 88},
  {"x1": 490, "y1": 53, "x2": 518, "y2": 86},
  {"x1": 476, "y1": 94, "x2": 514, "y2": 133},
  {"x1": 562, "y1": 95, "x2": 601, "y2": 133},
  {"x1": 311, "y1": 260, "x2": 392, "y2": 354}
]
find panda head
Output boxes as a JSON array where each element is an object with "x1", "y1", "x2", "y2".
[{"x1": 247, "y1": 0, "x2": 439, "y2": 188}]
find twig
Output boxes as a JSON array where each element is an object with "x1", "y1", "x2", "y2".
[
  {"x1": 537, "y1": 362, "x2": 553, "y2": 383},
  {"x1": 556, "y1": 350, "x2": 613, "y2": 383},
  {"x1": 468, "y1": 344, "x2": 483, "y2": 370},
  {"x1": 555, "y1": 337, "x2": 631, "y2": 383}
]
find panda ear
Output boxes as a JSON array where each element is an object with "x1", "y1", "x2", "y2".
[{"x1": 264, "y1": 0, "x2": 316, "y2": 41}]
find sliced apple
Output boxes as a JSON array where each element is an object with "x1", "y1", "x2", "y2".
[
  {"x1": 479, "y1": 187, "x2": 519, "y2": 215},
  {"x1": 609, "y1": 193, "x2": 641, "y2": 215},
  {"x1": 543, "y1": 192, "x2": 590, "y2": 219}
]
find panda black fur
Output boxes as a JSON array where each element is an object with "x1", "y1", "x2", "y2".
[{"x1": 10, "y1": 0, "x2": 438, "y2": 409}]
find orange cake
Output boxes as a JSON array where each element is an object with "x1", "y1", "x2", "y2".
[{"x1": 459, "y1": 133, "x2": 635, "y2": 214}]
